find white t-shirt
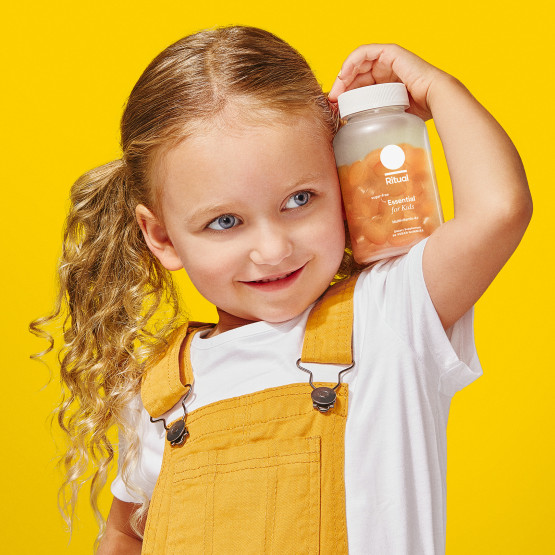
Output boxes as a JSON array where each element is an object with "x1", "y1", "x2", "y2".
[{"x1": 112, "y1": 237, "x2": 482, "y2": 554}]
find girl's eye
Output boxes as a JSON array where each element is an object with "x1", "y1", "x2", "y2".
[
  {"x1": 207, "y1": 214, "x2": 240, "y2": 231},
  {"x1": 284, "y1": 191, "x2": 312, "y2": 209}
]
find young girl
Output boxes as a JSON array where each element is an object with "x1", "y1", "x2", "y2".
[{"x1": 33, "y1": 25, "x2": 531, "y2": 554}]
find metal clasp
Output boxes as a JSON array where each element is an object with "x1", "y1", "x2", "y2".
[
  {"x1": 296, "y1": 359, "x2": 354, "y2": 413},
  {"x1": 150, "y1": 384, "x2": 192, "y2": 446}
]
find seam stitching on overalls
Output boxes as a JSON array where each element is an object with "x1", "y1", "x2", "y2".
[
  {"x1": 173, "y1": 443, "x2": 320, "y2": 474},
  {"x1": 183, "y1": 329, "x2": 193, "y2": 386},
  {"x1": 264, "y1": 460, "x2": 269, "y2": 552},
  {"x1": 209, "y1": 451, "x2": 216, "y2": 555},
  {"x1": 313, "y1": 292, "x2": 324, "y2": 360},
  {"x1": 203, "y1": 464, "x2": 209, "y2": 554},
  {"x1": 309, "y1": 437, "x2": 316, "y2": 555},
  {"x1": 173, "y1": 458, "x2": 320, "y2": 482},
  {"x1": 185, "y1": 408, "x2": 347, "y2": 445},
  {"x1": 339, "y1": 279, "x2": 352, "y2": 363},
  {"x1": 162, "y1": 385, "x2": 347, "y2": 434},
  {"x1": 272, "y1": 464, "x2": 278, "y2": 553},
  {"x1": 186, "y1": 387, "x2": 348, "y2": 426},
  {"x1": 341, "y1": 285, "x2": 349, "y2": 359},
  {"x1": 302, "y1": 276, "x2": 355, "y2": 364},
  {"x1": 242, "y1": 395, "x2": 250, "y2": 445},
  {"x1": 165, "y1": 339, "x2": 174, "y2": 396},
  {"x1": 211, "y1": 454, "x2": 216, "y2": 555}
]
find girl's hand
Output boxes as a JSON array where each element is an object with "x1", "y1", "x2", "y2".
[{"x1": 328, "y1": 44, "x2": 451, "y2": 121}]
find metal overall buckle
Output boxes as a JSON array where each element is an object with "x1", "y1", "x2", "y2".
[
  {"x1": 149, "y1": 384, "x2": 192, "y2": 447},
  {"x1": 296, "y1": 359, "x2": 355, "y2": 413}
]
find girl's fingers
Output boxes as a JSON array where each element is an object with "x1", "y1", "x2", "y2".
[
  {"x1": 327, "y1": 76, "x2": 347, "y2": 101},
  {"x1": 341, "y1": 71, "x2": 377, "y2": 91},
  {"x1": 340, "y1": 44, "x2": 389, "y2": 80},
  {"x1": 328, "y1": 43, "x2": 444, "y2": 121},
  {"x1": 342, "y1": 58, "x2": 376, "y2": 85},
  {"x1": 342, "y1": 71, "x2": 402, "y2": 94},
  {"x1": 329, "y1": 64, "x2": 371, "y2": 100},
  {"x1": 328, "y1": 44, "x2": 388, "y2": 101},
  {"x1": 368, "y1": 56, "x2": 401, "y2": 85}
]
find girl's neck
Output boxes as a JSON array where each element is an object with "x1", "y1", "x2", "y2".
[{"x1": 204, "y1": 309, "x2": 260, "y2": 338}]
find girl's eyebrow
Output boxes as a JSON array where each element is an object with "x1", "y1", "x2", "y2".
[
  {"x1": 292, "y1": 173, "x2": 321, "y2": 188},
  {"x1": 189, "y1": 204, "x2": 232, "y2": 224}
]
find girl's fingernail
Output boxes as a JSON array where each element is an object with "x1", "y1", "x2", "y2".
[{"x1": 338, "y1": 69, "x2": 342, "y2": 78}]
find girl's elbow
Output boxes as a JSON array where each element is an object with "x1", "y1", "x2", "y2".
[
  {"x1": 512, "y1": 190, "x2": 533, "y2": 230},
  {"x1": 523, "y1": 195, "x2": 533, "y2": 230},
  {"x1": 496, "y1": 190, "x2": 533, "y2": 241}
]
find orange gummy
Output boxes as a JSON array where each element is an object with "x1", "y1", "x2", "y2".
[{"x1": 339, "y1": 142, "x2": 441, "y2": 263}]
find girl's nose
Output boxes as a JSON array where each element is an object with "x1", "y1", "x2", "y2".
[{"x1": 249, "y1": 225, "x2": 293, "y2": 266}]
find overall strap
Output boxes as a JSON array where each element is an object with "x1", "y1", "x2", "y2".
[
  {"x1": 301, "y1": 275, "x2": 358, "y2": 365},
  {"x1": 141, "y1": 275, "x2": 359, "y2": 418},
  {"x1": 141, "y1": 323, "x2": 212, "y2": 418}
]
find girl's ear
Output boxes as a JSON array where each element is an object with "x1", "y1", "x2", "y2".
[{"x1": 135, "y1": 204, "x2": 184, "y2": 271}]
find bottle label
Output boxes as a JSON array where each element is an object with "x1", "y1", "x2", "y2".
[{"x1": 337, "y1": 143, "x2": 442, "y2": 263}]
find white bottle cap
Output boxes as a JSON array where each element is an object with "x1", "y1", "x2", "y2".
[{"x1": 337, "y1": 83, "x2": 409, "y2": 118}]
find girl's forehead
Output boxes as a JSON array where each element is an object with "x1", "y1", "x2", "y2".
[
  {"x1": 158, "y1": 113, "x2": 331, "y2": 182},
  {"x1": 196, "y1": 108, "x2": 328, "y2": 144},
  {"x1": 208, "y1": 100, "x2": 326, "y2": 131}
]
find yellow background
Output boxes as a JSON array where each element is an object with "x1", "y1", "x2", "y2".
[{"x1": 4, "y1": 0, "x2": 553, "y2": 552}]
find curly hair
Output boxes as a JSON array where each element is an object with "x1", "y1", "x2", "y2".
[{"x1": 29, "y1": 24, "x2": 361, "y2": 547}]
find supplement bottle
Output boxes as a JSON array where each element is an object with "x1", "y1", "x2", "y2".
[{"x1": 333, "y1": 83, "x2": 443, "y2": 263}]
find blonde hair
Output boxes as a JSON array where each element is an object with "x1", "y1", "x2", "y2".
[{"x1": 29, "y1": 24, "x2": 360, "y2": 546}]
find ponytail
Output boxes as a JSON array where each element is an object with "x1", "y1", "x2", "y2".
[{"x1": 29, "y1": 158, "x2": 183, "y2": 543}]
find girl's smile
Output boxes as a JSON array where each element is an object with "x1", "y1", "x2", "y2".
[
  {"x1": 137, "y1": 112, "x2": 346, "y2": 336},
  {"x1": 239, "y1": 263, "x2": 306, "y2": 289}
]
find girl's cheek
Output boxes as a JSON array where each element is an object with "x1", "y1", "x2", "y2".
[{"x1": 302, "y1": 210, "x2": 345, "y2": 250}]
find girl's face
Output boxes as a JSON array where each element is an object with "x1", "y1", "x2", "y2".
[{"x1": 138, "y1": 114, "x2": 346, "y2": 336}]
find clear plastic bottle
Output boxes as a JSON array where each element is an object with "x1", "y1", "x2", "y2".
[{"x1": 333, "y1": 83, "x2": 444, "y2": 263}]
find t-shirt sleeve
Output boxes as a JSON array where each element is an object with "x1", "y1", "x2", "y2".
[
  {"x1": 110, "y1": 398, "x2": 163, "y2": 503},
  {"x1": 360, "y1": 236, "x2": 483, "y2": 397},
  {"x1": 110, "y1": 427, "x2": 137, "y2": 503}
]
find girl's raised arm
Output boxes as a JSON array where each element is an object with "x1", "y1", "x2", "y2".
[{"x1": 329, "y1": 44, "x2": 532, "y2": 330}]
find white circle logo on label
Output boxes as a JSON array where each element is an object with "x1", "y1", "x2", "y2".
[{"x1": 380, "y1": 144, "x2": 405, "y2": 170}]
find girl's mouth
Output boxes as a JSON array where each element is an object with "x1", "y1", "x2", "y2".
[{"x1": 241, "y1": 265, "x2": 305, "y2": 290}]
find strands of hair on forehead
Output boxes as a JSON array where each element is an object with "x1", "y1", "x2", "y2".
[{"x1": 29, "y1": 24, "x2": 362, "y2": 546}]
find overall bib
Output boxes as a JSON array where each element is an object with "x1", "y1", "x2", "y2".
[{"x1": 140, "y1": 276, "x2": 357, "y2": 554}]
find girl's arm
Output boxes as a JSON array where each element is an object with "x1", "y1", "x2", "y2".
[
  {"x1": 329, "y1": 44, "x2": 532, "y2": 330},
  {"x1": 97, "y1": 498, "x2": 143, "y2": 554}
]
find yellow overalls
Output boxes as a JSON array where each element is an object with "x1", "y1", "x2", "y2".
[{"x1": 140, "y1": 276, "x2": 358, "y2": 554}]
